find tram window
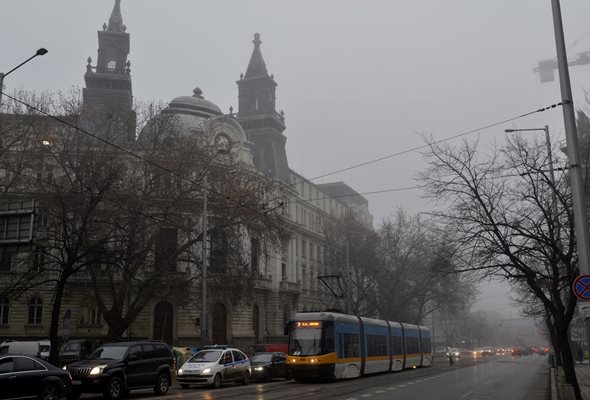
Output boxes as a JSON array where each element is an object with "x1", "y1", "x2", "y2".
[
  {"x1": 392, "y1": 336, "x2": 403, "y2": 355},
  {"x1": 421, "y1": 338, "x2": 432, "y2": 353},
  {"x1": 406, "y1": 337, "x2": 419, "y2": 354},
  {"x1": 340, "y1": 333, "x2": 360, "y2": 358},
  {"x1": 367, "y1": 335, "x2": 387, "y2": 357},
  {"x1": 325, "y1": 322, "x2": 335, "y2": 353}
]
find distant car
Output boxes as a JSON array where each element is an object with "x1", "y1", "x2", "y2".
[
  {"x1": 0, "y1": 354, "x2": 72, "y2": 400},
  {"x1": 250, "y1": 352, "x2": 289, "y2": 381},
  {"x1": 447, "y1": 348, "x2": 461, "y2": 359},
  {"x1": 480, "y1": 347, "x2": 493, "y2": 356},
  {"x1": 512, "y1": 348, "x2": 523, "y2": 356},
  {"x1": 177, "y1": 347, "x2": 250, "y2": 389},
  {"x1": 64, "y1": 341, "x2": 175, "y2": 400}
]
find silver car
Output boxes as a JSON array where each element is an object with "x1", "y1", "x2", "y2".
[{"x1": 177, "y1": 347, "x2": 250, "y2": 389}]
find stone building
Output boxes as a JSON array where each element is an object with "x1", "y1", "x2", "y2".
[{"x1": 0, "y1": 0, "x2": 371, "y2": 349}]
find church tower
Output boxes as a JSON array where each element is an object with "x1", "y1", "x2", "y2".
[
  {"x1": 80, "y1": 0, "x2": 136, "y2": 143},
  {"x1": 237, "y1": 33, "x2": 289, "y2": 181}
]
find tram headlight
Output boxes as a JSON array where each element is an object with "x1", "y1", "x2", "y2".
[{"x1": 310, "y1": 358, "x2": 318, "y2": 363}]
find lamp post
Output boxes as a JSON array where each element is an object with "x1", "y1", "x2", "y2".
[
  {"x1": 201, "y1": 175, "x2": 208, "y2": 346},
  {"x1": 504, "y1": 125, "x2": 556, "y2": 196},
  {"x1": 0, "y1": 48, "x2": 48, "y2": 110}
]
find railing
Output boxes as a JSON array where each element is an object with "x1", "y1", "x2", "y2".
[
  {"x1": 279, "y1": 280, "x2": 300, "y2": 292},
  {"x1": 254, "y1": 275, "x2": 272, "y2": 290}
]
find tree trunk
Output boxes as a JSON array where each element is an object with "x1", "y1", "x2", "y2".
[
  {"x1": 546, "y1": 317, "x2": 562, "y2": 367},
  {"x1": 48, "y1": 278, "x2": 66, "y2": 366},
  {"x1": 556, "y1": 325, "x2": 582, "y2": 400}
]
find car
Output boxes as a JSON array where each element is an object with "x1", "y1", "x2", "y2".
[
  {"x1": 480, "y1": 347, "x2": 493, "y2": 356},
  {"x1": 249, "y1": 352, "x2": 289, "y2": 381},
  {"x1": 0, "y1": 353, "x2": 72, "y2": 400},
  {"x1": 0, "y1": 340, "x2": 46, "y2": 358},
  {"x1": 447, "y1": 347, "x2": 461, "y2": 360},
  {"x1": 511, "y1": 347, "x2": 523, "y2": 356},
  {"x1": 63, "y1": 341, "x2": 175, "y2": 400},
  {"x1": 177, "y1": 346, "x2": 250, "y2": 389},
  {"x1": 59, "y1": 339, "x2": 101, "y2": 366}
]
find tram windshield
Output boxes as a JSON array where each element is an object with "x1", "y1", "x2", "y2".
[{"x1": 289, "y1": 321, "x2": 334, "y2": 356}]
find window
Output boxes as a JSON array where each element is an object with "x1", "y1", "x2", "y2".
[
  {"x1": 392, "y1": 335, "x2": 403, "y2": 355},
  {"x1": 367, "y1": 334, "x2": 388, "y2": 357},
  {"x1": 0, "y1": 357, "x2": 15, "y2": 373},
  {"x1": 0, "y1": 252, "x2": 13, "y2": 271},
  {"x1": 34, "y1": 247, "x2": 45, "y2": 271},
  {"x1": 250, "y1": 238, "x2": 260, "y2": 271},
  {"x1": 210, "y1": 228, "x2": 227, "y2": 272},
  {"x1": 107, "y1": 60, "x2": 116, "y2": 71},
  {"x1": 0, "y1": 296, "x2": 8, "y2": 325},
  {"x1": 339, "y1": 333, "x2": 360, "y2": 358},
  {"x1": 155, "y1": 227, "x2": 178, "y2": 272},
  {"x1": 27, "y1": 296, "x2": 42, "y2": 325},
  {"x1": 406, "y1": 336, "x2": 420, "y2": 355},
  {"x1": 301, "y1": 240, "x2": 307, "y2": 258},
  {"x1": 80, "y1": 303, "x2": 101, "y2": 326},
  {"x1": 253, "y1": 305, "x2": 260, "y2": 341}
]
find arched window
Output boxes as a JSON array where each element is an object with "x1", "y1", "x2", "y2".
[
  {"x1": 28, "y1": 296, "x2": 42, "y2": 325},
  {"x1": 80, "y1": 302, "x2": 101, "y2": 326},
  {"x1": 107, "y1": 60, "x2": 116, "y2": 71},
  {"x1": 0, "y1": 296, "x2": 8, "y2": 325}
]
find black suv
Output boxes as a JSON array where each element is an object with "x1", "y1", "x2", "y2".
[{"x1": 64, "y1": 341, "x2": 175, "y2": 400}]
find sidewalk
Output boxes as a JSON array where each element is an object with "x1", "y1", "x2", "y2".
[{"x1": 552, "y1": 362, "x2": 590, "y2": 400}]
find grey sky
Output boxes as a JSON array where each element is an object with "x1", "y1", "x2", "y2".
[{"x1": 3, "y1": 0, "x2": 590, "y2": 318}]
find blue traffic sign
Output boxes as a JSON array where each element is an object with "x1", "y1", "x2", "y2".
[{"x1": 573, "y1": 275, "x2": 590, "y2": 301}]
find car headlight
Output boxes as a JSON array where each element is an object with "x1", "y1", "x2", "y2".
[
  {"x1": 62, "y1": 366, "x2": 67, "y2": 370},
  {"x1": 255, "y1": 367, "x2": 264, "y2": 371},
  {"x1": 202, "y1": 368, "x2": 211, "y2": 374},
  {"x1": 90, "y1": 365, "x2": 107, "y2": 375},
  {"x1": 178, "y1": 368, "x2": 183, "y2": 375}
]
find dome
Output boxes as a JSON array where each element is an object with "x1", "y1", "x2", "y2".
[
  {"x1": 136, "y1": 87, "x2": 224, "y2": 148},
  {"x1": 168, "y1": 87, "x2": 222, "y2": 118}
]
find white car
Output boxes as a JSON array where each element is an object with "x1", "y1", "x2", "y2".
[{"x1": 178, "y1": 347, "x2": 250, "y2": 389}]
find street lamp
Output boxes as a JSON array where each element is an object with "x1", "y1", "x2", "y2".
[
  {"x1": 0, "y1": 48, "x2": 48, "y2": 109},
  {"x1": 504, "y1": 126, "x2": 556, "y2": 187},
  {"x1": 504, "y1": 125, "x2": 558, "y2": 222}
]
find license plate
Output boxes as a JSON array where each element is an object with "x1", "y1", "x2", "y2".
[{"x1": 72, "y1": 380, "x2": 82, "y2": 385}]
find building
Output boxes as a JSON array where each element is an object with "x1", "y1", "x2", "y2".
[{"x1": 0, "y1": 0, "x2": 371, "y2": 349}]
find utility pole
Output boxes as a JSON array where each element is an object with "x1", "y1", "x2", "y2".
[{"x1": 551, "y1": 0, "x2": 590, "y2": 367}]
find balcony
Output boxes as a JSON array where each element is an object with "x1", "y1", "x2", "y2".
[
  {"x1": 254, "y1": 274, "x2": 272, "y2": 291},
  {"x1": 279, "y1": 280, "x2": 301, "y2": 293}
]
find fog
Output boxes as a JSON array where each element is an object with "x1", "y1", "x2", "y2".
[{"x1": 3, "y1": 0, "x2": 590, "y2": 323}]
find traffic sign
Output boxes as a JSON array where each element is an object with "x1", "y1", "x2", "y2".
[{"x1": 572, "y1": 275, "x2": 590, "y2": 301}]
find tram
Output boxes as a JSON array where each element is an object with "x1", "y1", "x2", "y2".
[{"x1": 286, "y1": 311, "x2": 432, "y2": 380}]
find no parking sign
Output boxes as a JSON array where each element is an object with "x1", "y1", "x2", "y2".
[{"x1": 572, "y1": 274, "x2": 590, "y2": 301}]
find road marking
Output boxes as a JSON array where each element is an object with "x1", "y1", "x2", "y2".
[
  {"x1": 387, "y1": 387, "x2": 396, "y2": 390},
  {"x1": 375, "y1": 390, "x2": 385, "y2": 394},
  {"x1": 360, "y1": 394, "x2": 373, "y2": 398},
  {"x1": 461, "y1": 391, "x2": 475, "y2": 398}
]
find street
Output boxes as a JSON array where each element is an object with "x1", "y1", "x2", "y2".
[{"x1": 81, "y1": 355, "x2": 549, "y2": 400}]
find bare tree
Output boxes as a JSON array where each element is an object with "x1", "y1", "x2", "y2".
[{"x1": 419, "y1": 134, "x2": 581, "y2": 399}]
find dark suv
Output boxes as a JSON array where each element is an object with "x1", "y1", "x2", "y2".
[{"x1": 64, "y1": 341, "x2": 175, "y2": 400}]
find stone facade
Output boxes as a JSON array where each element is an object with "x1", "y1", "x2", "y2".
[{"x1": 0, "y1": 1, "x2": 372, "y2": 350}]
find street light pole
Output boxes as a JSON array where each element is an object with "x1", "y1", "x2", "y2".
[
  {"x1": 504, "y1": 126, "x2": 556, "y2": 189},
  {"x1": 0, "y1": 48, "x2": 48, "y2": 110},
  {"x1": 201, "y1": 175, "x2": 208, "y2": 346}
]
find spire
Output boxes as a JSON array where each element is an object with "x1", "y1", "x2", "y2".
[
  {"x1": 244, "y1": 33, "x2": 269, "y2": 79},
  {"x1": 107, "y1": 0, "x2": 124, "y2": 32}
]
